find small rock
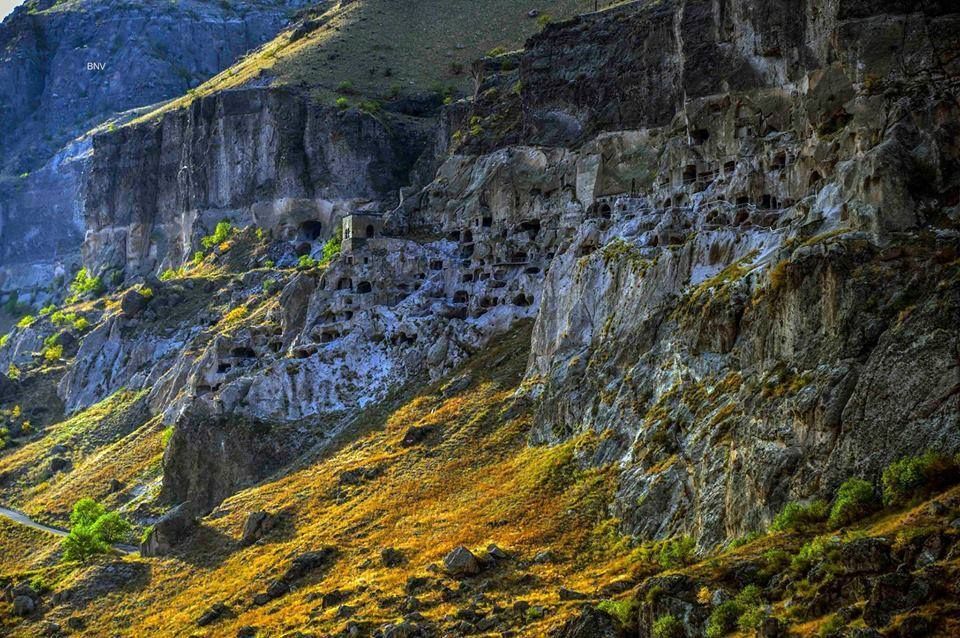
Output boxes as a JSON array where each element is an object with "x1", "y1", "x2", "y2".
[
  {"x1": 66, "y1": 616, "x2": 86, "y2": 631},
  {"x1": 108, "y1": 478, "x2": 124, "y2": 493},
  {"x1": 336, "y1": 604, "x2": 357, "y2": 618},
  {"x1": 196, "y1": 602, "x2": 230, "y2": 627},
  {"x1": 240, "y1": 511, "x2": 276, "y2": 546},
  {"x1": 48, "y1": 456, "x2": 71, "y2": 474},
  {"x1": 532, "y1": 550, "x2": 557, "y2": 564},
  {"x1": 140, "y1": 502, "x2": 198, "y2": 557},
  {"x1": 757, "y1": 616, "x2": 785, "y2": 638},
  {"x1": 527, "y1": 9, "x2": 540, "y2": 18},
  {"x1": 553, "y1": 606, "x2": 619, "y2": 638},
  {"x1": 486, "y1": 543, "x2": 509, "y2": 559},
  {"x1": 444, "y1": 545, "x2": 481, "y2": 576},
  {"x1": 236, "y1": 627, "x2": 259, "y2": 638},
  {"x1": 382, "y1": 547, "x2": 405, "y2": 567},
  {"x1": 119, "y1": 288, "x2": 149, "y2": 317},
  {"x1": 321, "y1": 589, "x2": 348, "y2": 608}
]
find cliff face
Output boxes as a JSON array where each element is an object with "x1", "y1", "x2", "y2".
[{"x1": 82, "y1": 88, "x2": 436, "y2": 281}]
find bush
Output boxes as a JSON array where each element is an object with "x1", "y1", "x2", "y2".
[
  {"x1": 297, "y1": 255, "x2": 318, "y2": 270},
  {"x1": 43, "y1": 344, "x2": 63, "y2": 362},
  {"x1": 7, "y1": 363, "x2": 20, "y2": 380},
  {"x1": 487, "y1": 46, "x2": 507, "y2": 57},
  {"x1": 62, "y1": 499, "x2": 130, "y2": 563},
  {"x1": 17, "y1": 314, "x2": 36, "y2": 329},
  {"x1": 652, "y1": 614, "x2": 684, "y2": 638},
  {"x1": 818, "y1": 614, "x2": 846, "y2": 637},
  {"x1": 70, "y1": 498, "x2": 106, "y2": 527},
  {"x1": 201, "y1": 221, "x2": 233, "y2": 250},
  {"x1": 159, "y1": 268, "x2": 178, "y2": 281},
  {"x1": 335, "y1": 96, "x2": 350, "y2": 110},
  {"x1": 91, "y1": 511, "x2": 131, "y2": 544},
  {"x1": 881, "y1": 451, "x2": 960, "y2": 506},
  {"x1": 737, "y1": 605, "x2": 768, "y2": 632},
  {"x1": 336, "y1": 80, "x2": 355, "y2": 94},
  {"x1": 771, "y1": 500, "x2": 829, "y2": 532},
  {"x1": 321, "y1": 223, "x2": 342, "y2": 264},
  {"x1": 69, "y1": 268, "x2": 104, "y2": 301},
  {"x1": 657, "y1": 535, "x2": 696, "y2": 568},
  {"x1": 706, "y1": 600, "x2": 740, "y2": 638},
  {"x1": 828, "y1": 478, "x2": 878, "y2": 527},
  {"x1": 790, "y1": 535, "x2": 838, "y2": 573}
]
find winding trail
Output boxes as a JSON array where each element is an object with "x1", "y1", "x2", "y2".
[{"x1": 0, "y1": 506, "x2": 138, "y2": 554}]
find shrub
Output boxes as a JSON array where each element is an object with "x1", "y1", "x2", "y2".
[
  {"x1": 706, "y1": 600, "x2": 741, "y2": 638},
  {"x1": 43, "y1": 344, "x2": 63, "y2": 362},
  {"x1": 790, "y1": 535, "x2": 838, "y2": 573},
  {"x1": 138, "y1": 287, "x2": 154, "y2": 300},
  {"x1": 537, "y1": 12, "x2": 552, "y2": 28},
  {"x1": 7, "y1": 364, "x2": 20, "y2": 380},
  {"x1": 0, "y1": 334, "x2": 8, "y2": 348},
  {"x1": 159, "y1": 268, "x2": 178, "y2": 281},
  {"x1": 359, "y1": 100, "x2": 381, "y2": 113},
  {"x1": 17, "y1": 315, "x2": 36, "y2": 329},
  {"x1": 881, "y1": 451, "x2": 960, "y2": 506},
  {"x1": 70, "y1": 498, "x2": 106, "y2": 527},
  {"x1": 321, "y1": 223, "x2": 342, "y2": 264},
  {"x1": 336, "y1": 80, "x2": 355, "y2": 94},
  {"x1": 192, "y1": 251, "x2": 205, "y2": 266},
  {"x1": 828, "y1": 478, "x2": 878, "y2": 527},
  {"x1": 771, "y1": 500, "x2": 829, "y2": 532},
  {"x1": 737, "y1": 605, "x2": 768, "y2": 632},
  {"x1": 652, "y1": 614, "x2": 684, "y2": 638},
  {"x1": 161, "y1": 426, "x2": 174, "y2": 447},
  {"x1": 658, "y1": 535, "x2": 696, "y2": 568},
  {"x1": 818, "y1": 614, "x2": 846, "y2": 637},
  {"x1": 39, "y1": 304, "x2": 56, "y2": 316},
  {"x1": 487, "y1": 46, "x2": 507, "y2": 57},
  {"x1": 223, "y1": 306, "x2": 249, "y2": 323},
  {"x1": 335, "y1": 96, "x2": 350, "y2": 110},
  {"x1": 297, "y1": 255, "x2": 318, "y2": 270},
  {"x1": 69, "y1": 268, "x2": 104, "y2": 300},
  {"x1": 201, "y1": 221, "x2": 233, "y2": 250}
]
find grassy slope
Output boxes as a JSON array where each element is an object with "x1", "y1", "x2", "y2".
[
  {"x1": 0, "y1": 299, "x2": 956, "y2": 636},
  {"x1": 33, "y1": 323, "x2": 635, "y2": 636},
  {"x1": 134, "y1": 0, "x2": 601, "y2": 122}
]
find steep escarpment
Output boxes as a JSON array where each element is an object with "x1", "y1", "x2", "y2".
[
  {"x1": 83, "y1": 87, "x2": 435, "y2": 280},
  {"x1": 0, "y1": 0, "x2": 958, "y2": 636}
]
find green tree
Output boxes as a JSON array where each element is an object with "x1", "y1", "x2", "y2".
[
  {"x1": 70, "y1": 497, "x2": 106, "y2": 527},
  {"x1": 91, "y1": 511, "x2": 131, "y2": 544},
  {"x1": 62, "y1": 525, "x2": 108, "y2": 563}
]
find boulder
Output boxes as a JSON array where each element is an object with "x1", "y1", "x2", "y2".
[
  {"x1": 119, "y1": 289, "x2": 148, "y2": 317},
  {"x1": 240, "y1": 511, "x2": 276, "y2": 546},
  {"x1": 140, "y1": 502, "x2": 198, "y2": 557},
  {"x1": 196, "y1": 602, "x2": 231, "y2": 627},
  {"x1": 558, "y1": 586, "x2": 589, "y2": 601},
  {"x1": 400, "y1": 426, "x2": 436, "y2": 447},
  {"x1": 13, "y1": 595, "x2": 35, "y2": 616},
  {"x1": 444, "y1": 546, "x2": 481, "y2": 576}
]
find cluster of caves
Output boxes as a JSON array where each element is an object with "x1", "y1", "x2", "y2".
[{"x1": 197, "y1": 104, "x2": 837, "y2": 396}]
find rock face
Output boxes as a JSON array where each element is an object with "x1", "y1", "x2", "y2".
[
  {"x1": 0, "y1": 0, "x2": 309, "y2": 301},
  {"x1": 82, "y1": 88, "x2": 436, "y2": 281}
]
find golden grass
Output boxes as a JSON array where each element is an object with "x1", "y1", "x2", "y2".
[{"x1": 44, "y1": 323, "x2": 635, "y2": 636}]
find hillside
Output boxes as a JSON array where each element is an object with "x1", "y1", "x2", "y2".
[{"x1": 0, "y1": 0, "x2": 959, "y2": 636}]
